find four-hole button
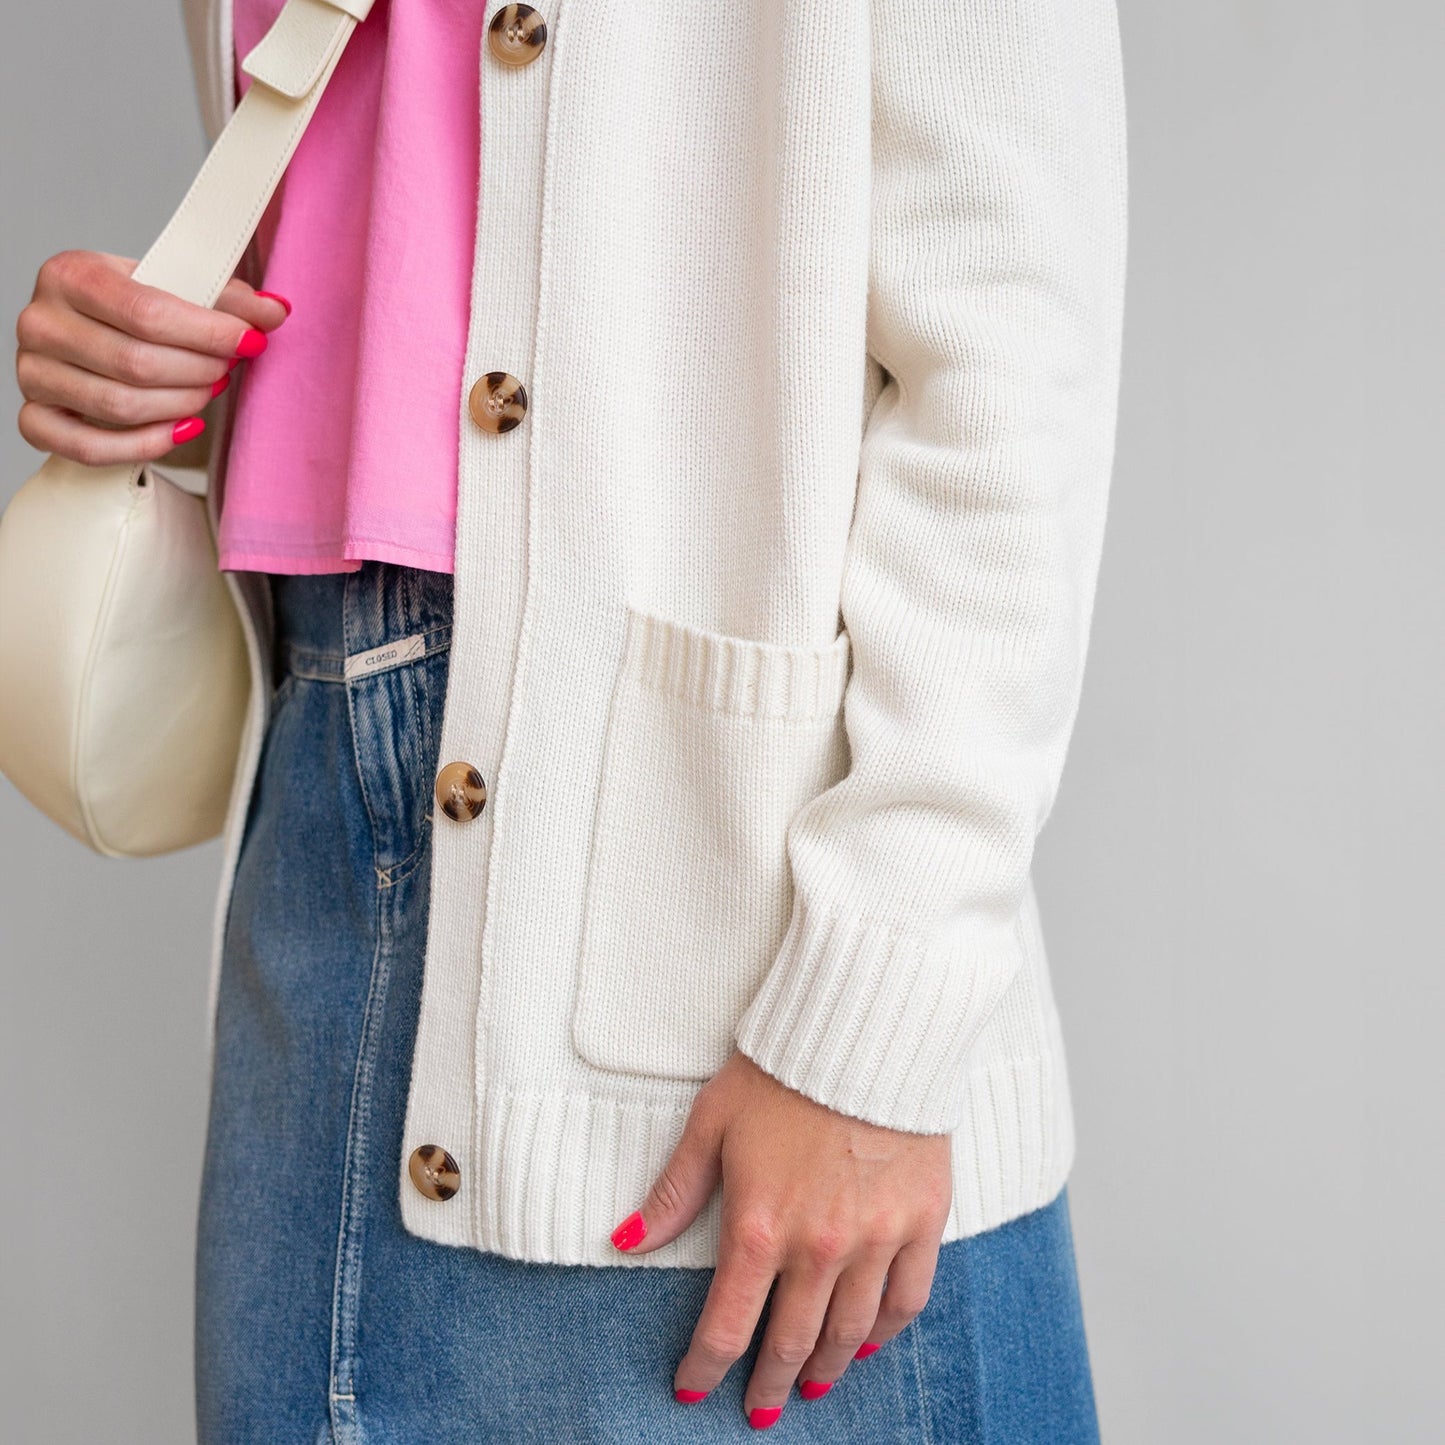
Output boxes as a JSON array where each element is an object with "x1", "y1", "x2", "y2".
[
  {"x1": 468, "y1": 371, "x2": 528, "y2": 433},
  {"x1": 435, "y1": 760, "x2": 488, "y2": 821},
  {"x1": 487, "y1": 4, "x2": 547, "y2": 67},
  {"x1": 408, "y1": 1144, "x2": 461, "y2": 1201}
]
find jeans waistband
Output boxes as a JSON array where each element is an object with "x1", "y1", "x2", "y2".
[{"x1": 269, "y1": 561, "x2": 455, "y2": 684}]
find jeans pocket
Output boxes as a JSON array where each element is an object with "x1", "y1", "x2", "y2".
[{"x1": 347, "y1": 649, "x2": 450, "y2": 878}]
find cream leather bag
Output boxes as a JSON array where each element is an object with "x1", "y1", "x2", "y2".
[{"x1": 0, "y1": 0, "x2": 374, "y2": 857}]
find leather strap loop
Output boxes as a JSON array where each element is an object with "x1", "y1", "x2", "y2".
[
  {"x1": 130, "y1": 0, "x2": 367, "y2": 311},
  {"x1": 239, "y1": 0, "x2": 357, "y2": 100},
  {"x1": 318, "y1": 0, "x2": 377, "y2": 20}
]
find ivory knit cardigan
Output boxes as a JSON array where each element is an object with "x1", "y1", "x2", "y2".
[{"x1": 179, "y1": 0, "x2": 1128, "y2": 1267}]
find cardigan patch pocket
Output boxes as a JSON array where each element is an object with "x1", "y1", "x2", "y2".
[{"x1": 573, "y1": 605, "x2": 852, "y2": 1082}]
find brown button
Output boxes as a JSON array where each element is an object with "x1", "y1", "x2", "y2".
[
  {"x1": 435, "y1": 760, "x2": 488, "y2": 821},
  {"x1": 468, "y1": 371, "x2": 528, "y2": 433},
  {"x1": 408, "y1": 1144, "x2": 461, "y2": 1201},
  {"x1": 487, "y1": 4, "x2": 547, "y2": 67}
]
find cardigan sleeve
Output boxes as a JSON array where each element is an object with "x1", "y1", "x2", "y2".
[{"x1": 733, "y1": 0, "x2": 1128, "y2": 1134}]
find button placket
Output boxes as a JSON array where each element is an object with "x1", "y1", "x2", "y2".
[
  {"x1": 470, "y1": 9, "x2": 542, "y2": 438},
  {"x1": 401, "y1": 1, "x2": 557, "y2": 1247}
]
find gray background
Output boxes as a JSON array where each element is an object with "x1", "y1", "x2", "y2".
[{"x1": 2, "y1": 4, "x2": 1438, "y2": 1442}]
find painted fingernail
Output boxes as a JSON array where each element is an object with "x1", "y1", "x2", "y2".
[
  {"x1": 210, "y1": 373, "x2": 231, "y2": 398},
  {"x1": 799, "y1": 1379, "x2": 833, "y2": 1400},
  {"x1": 674, "y1": 1388, "x2": 708, "y2": 1405},
  {"x1": 854, "y1": 1341, "x2": 881, "y2": 1360},
  {"x1": 172, "y1": 416, "x2": 205, "y2": 444},
  {"x1": 234, "y1": 328, "x2": 268, "y2": 358},
  {"x1": 609, "y1": 1210, "x2": 646, "y2": 1251},
  {"x1": 749, "y1": 1406, "x2": 784, "y2": 1430},
  {"x1": 255, "y1": 289, "x2": 292, "y2": 316}
]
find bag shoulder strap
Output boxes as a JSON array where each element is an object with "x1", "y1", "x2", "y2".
[{"x1": 131, "y1": 0, "x2": 375, "y2": 306}]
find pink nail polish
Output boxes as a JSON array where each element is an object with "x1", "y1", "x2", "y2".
[
  {"x1": 799, "y1": 1379, "x2": 833, "y2": 1400},
  {"x1": 210, "y1": 373, "x2": 231, "y2": 398},
  {"x1": 227, "y1": 357, "x2": 241, "y2": 372},
  {"x1": 854, "y1": 1341, "x2": 881, "y2": 1360},
  {"x1": 172, "y1": 416, "x2": 205, "y2": 445},
  {"x1": 234, "y1": 328, "x2": 268, "y2": 358},
  {"x1": 674, "y1": 1388, "x2": 708, "y2": 1405},
  {"x1": 749, "y1": 1406, "x2": 783, "y2": 1430},
  {"x1": 255, "y1": 289, "x2": 292, "y2": 316},
  {"x1": 610, "y1": 1210, "x2": 646, "y2": 1251}
]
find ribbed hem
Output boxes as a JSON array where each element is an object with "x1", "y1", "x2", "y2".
[
  {"x1": 732, "y1": 890, "x2": 1022, "y2": 1135},
  {"x1": 398, "y1": 1055, "x2": 1070, "y2": 1267},
  {"x1": 622, "y1": 606, "x2": 852, "y2": 721}
]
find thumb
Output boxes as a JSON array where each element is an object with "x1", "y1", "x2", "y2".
[{"x1": 609, "y1": 1097, "x2": 724, "y2": 1255}]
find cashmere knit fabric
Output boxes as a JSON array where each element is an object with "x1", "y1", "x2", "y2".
[{"x1": 183, "y1": 0, "x2": 1128, "y2": 1267}]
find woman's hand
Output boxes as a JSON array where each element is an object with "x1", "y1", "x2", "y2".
[
  {"x1": 609, "y1": 1047, "x2": 953, "y2": 1429},
  {"x1": 14, "y1": 249, "x2": 288, "y2": 466}
]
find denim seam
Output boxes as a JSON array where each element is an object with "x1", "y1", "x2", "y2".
[
  {"x1": 375, "y1": 815, "x2": 433, "y2": 889},
  {"x1": 400, "y1": 576, "x2": 432, "y2": 859},
  {"x1": 327, "y1": 853, "x2": 402, "y2": 1443},
  {"x1": 907, "y1": 1315, "x2": 935, "y2": 1445},
  {"x1": 326, "y1": 568, "x2": 377, "y2": 1434},
  {"x1": 405, "y1": 594, "x2": 428, "y2": 803}
]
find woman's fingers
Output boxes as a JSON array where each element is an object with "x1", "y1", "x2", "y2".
[
  {"x1": 611, "y1": 1050, "x2": 954, "y2": 1429},
  {"x1": 214, "y1": 272, "x2": 291, "y2": 328},
  {"x1": 16, "y1": 399, "x2": 204, "y2": 468},
  {"x1": 609, "y1": 1087, "x2": 724, "y2": 1257},
  {"x1": 861, "y1": 1235, "x2": 942, "y2": 1351},
  {"x1": 18, "y1": 348, "x2": 224, "y2": 430},
  {"x1": 671, "y1": 1213, "x2": 779, "y2": 1406},
  {"x1": 14, "y1": 248, "x2": 290, "y2": 467},
  {"x1": 39, "y1": 250, "x2": 279, "y2": 363},
  {"x1": 19, "y1": 302, "x2": 237, "y2": 392},
  {"x1": 740, "y1": 1259, "x2": 840, "y2": 1427},
  {"x1": 793, "y1": 1253, "x2": 892, "y2": 1398}
]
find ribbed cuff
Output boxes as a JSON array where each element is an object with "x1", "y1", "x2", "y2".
[{"x1": 733, "y1": 889, "x2": 1020, "y2": 1135}]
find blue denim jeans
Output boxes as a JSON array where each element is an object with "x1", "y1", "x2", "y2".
[{"x1": 194, "y1": 559, "x2": 1099, "y2": 1444}]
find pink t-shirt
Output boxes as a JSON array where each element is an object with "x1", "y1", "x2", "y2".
[{"x1": 217, "y1": 0, "x2": 481, "y2": 575}]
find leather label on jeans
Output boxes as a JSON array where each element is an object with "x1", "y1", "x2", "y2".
[{"x1": 343, "y1": 633, "x2": 427, "y2": 680}]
